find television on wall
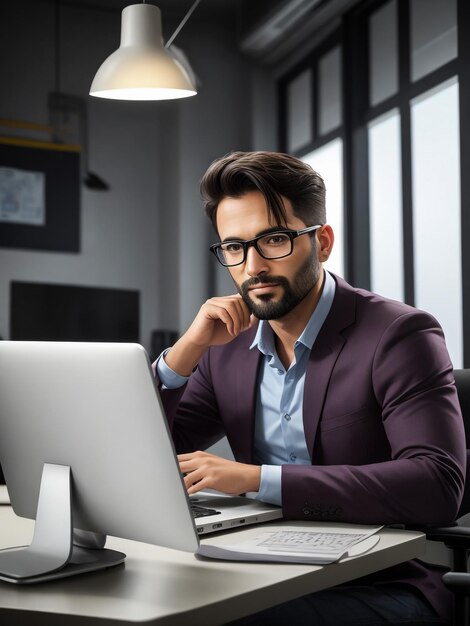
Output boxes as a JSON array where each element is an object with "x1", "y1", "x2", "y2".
[{"x1": 9, "y1": 281, "x2": 140, "y2": 343}]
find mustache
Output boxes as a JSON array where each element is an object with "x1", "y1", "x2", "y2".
[{"x1": 241, "y1": 275, "x2": 288, "y2": 291}]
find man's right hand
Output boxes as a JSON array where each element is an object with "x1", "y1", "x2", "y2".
[{"x1": 163, "y1": 294, "x2": 255, "y2": 377}]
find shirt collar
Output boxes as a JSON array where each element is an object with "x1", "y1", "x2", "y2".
[{"x1": 250, "y1": 270, "x2": 336, "y2": 356}]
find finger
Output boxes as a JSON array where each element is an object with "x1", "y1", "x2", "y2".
[
  {"x1": 233, "y1": 295, "x2": 257, "y2": 331},
  {"x1": 210, "y1": 296, "x2": 249, "y2": 330},
  {"x1": 224, "y1": 297, "x2": 253, "y2": 335},
  {"x1": 232, "y1": 297, "x2": 251, "y2": 330},
  {"x1": 222, "y1": 298, "x2": 250, "y2": 335},
  {"x1": 183, "y1": 467, "x2": 205, "y2": 490},
  {"x1": 205, "y1": 303, "x2": 239, "y2": 336},
  {"x1": 178, "y1": 451, "x2": 209, "y2": 462},
  {"x1": 187, "y1": 477, "x2": 210, "y2": 495},
  {"x1": 179, "y1": 459, "x2": 201, "y2": 474},
  {"x1": 177, "y1": 452, "x2": 198, "y2": 463}
]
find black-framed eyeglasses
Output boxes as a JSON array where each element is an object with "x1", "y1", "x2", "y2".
[{"x1": 209, "y1": 225, "x2": 322, "y2": 267}]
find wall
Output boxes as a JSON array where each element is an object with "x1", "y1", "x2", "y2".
[
  {"x1": 0, "y1": 1, "x2": 254, "y2": 350},
  {"x1": 176, "y1": 17, "x2": 254, "y2": 331}
]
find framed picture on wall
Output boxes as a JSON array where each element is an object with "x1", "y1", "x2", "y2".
[{"x1": 0, "y1": 139, "x2": 80, "y2": 252}]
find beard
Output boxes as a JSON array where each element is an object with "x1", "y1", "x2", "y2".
[{"x1": 237, "y1": 250, "x2": 322, "y2": 320}]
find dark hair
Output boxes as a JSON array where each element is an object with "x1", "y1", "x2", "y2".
[{"x1": 200, "y1": 151, "x2": 326, "y2": 231}]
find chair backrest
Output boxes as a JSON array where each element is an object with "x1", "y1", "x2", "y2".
[
  {"x1": 453, "y1": 370, "x2": 470, "y2": 518},
  {"x1": 454, "y1": 370, "x2": 470, "y2": 447}
]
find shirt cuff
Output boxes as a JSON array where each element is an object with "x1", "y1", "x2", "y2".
[
  {"x1": 155, "y1": 349, "x2": 190, "y2": 389},
  {"x1": 256, "y1": 464, "x2": 282, "y2": 506}
]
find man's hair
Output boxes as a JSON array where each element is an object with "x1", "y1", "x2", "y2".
[{"x1": 200, "y1": 151, "x2": 326, "y2": 231}]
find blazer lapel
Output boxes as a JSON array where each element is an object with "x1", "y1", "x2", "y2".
[
  {"x1": 303, "y1": 276, "x2": 356, "y2": 457},
  {"x1": 231, "y1": 326, "x2": 262, "y2": 464}
]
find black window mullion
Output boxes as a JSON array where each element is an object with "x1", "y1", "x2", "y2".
[
  {"x1": 458, "y1": 0, "x2": 470, "y2": 367},
  {"x1": 398, "y1": 0, "x2": 414, "y2": 306},
  {"x1": 342, "y1": 7, "x2": 370, "y2": 288}
]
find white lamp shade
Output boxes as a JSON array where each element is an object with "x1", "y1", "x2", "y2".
[{"x1": 90, "y1": 4, "x2": 197, "y2": 101}]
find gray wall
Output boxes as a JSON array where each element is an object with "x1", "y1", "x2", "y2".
[{"x1": 0, "y1": 1, "x2": 273, "y2": 349}]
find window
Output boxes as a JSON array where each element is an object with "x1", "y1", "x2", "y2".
[
  {"x1": 411, "y1": 78, "x2": 462, "y2": 366},
  {"x1": 280, "y1": 38, "x2": 345, "y2": 279},
  {"x1": 368, "y1": 109, "x2": 403, "y2": 301},
  {"x1": 318, "y1": 46, "x2": 342, "y2": 135},
  {"x1": 278, "y1": 0, "x2": 468, "y2": 364},
  {"x1": 410, "y1": 0, "x2": 457, "y2": 82},
  {"x1": 286, "y1": 69, "x2": 313, "y2": 153},
  {"x1": 303, "y1": 138, "x2": 344, "y2": 277},
  {"x1": 369, "y1": 0, "x2": 398, "y2": 106}
]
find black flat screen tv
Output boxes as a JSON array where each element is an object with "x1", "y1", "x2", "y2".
[{"x1": 9, "y1": 281, "x2": 140, "y2": 343}]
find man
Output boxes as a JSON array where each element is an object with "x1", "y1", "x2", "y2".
[{"x1": 154, "y1": 151, "x2": 465, "y2": 625}]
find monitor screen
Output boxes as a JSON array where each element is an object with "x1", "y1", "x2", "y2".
[
  {"x1": 0, "y1": 341, "x2": 199, "y2": 583},
  {"x1": 10, "y1": 281, "x2": 140, "y2": 343}
]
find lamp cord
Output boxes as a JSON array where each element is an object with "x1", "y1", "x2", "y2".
[{"x1": 165, "y1": 0, "x2": 201, "y2": 49}]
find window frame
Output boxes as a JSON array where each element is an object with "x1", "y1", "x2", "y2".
[
  {"x1": 279, "y1": 32, "x2": 347, "y2": 278},
  {"x1": 277, "y1": 0, "x2": 470, "y2": 365}
]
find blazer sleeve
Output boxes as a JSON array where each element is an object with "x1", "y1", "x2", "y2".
[
  {"x1": 156, "y1": 351, "x2": 227, "y2": 454},
  {"x1": 281, "y1": 310, "x2": 466, "y2": 526}
]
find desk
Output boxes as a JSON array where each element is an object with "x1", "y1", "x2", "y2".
[{"x1": 0, "y1": 502, "x2": 425, "y2": 626}]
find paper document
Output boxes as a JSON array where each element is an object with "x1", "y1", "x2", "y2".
[{"x1": 199, "y1": 524, "x2": 383, "y2": 564}]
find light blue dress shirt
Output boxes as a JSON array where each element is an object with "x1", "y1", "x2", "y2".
[
  {"x1": 250, "y1": 270, "x2": 335, "y2": 505},
  {"x1": 157, "y1": 271, "x2": 336, "y2": 507}
]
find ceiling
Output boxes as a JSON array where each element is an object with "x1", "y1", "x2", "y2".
[
  {"x1": 48, "y1": 0, "x2": 359, "y2": 64},
  {"x1": 57, "y1": 0, "x2": 241, "y2": 19}
]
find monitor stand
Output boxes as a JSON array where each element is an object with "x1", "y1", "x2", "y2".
[{"x1": 0, "y1": 463, "x2": 126, "y2": 584}]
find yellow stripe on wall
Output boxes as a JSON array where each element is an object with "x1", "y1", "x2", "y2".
[
  {"x1": 0, "y1": 119, "x2": 54, "y2": 132},
  {"x1": 0, "y1": 136, "x2": 81, "y2": 152}
]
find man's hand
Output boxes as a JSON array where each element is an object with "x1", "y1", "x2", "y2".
[
  {"x1": 185, "y1": 294, "x2": 254, "y2": 348},
  {"x1": 164, "y1": 295, "x2": 256, "y2": 376},
  {"x1": 178, "y1": 450, "x2": 261, "y2": 496}
]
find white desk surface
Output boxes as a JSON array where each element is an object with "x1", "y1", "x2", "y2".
[{"x1": 0, "y1": 490, "x2": 425, "y2": 626}]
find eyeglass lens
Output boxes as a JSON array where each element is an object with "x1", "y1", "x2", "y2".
[{"x1": 218, "y1": 232, "x2": 293, "y2": 265}]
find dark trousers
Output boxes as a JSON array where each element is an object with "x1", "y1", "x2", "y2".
[{"x1": 228, "y1": 584, "x2": 448, "y2": 626}]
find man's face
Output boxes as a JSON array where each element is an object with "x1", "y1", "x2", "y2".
[{"x1": 215, "y1": 191, "x2": 323, "y2": 320}]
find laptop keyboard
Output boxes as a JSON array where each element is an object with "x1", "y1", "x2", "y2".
[{"x1": 190, "y1": 502, "x2": 221, "y2": 518}]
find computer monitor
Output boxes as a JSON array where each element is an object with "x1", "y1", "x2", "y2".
[{"x1": 0, "y1": 341, "x2": 199, "y2": 583}]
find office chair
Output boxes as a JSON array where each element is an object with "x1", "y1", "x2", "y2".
[{"x1": 425, "y1": 369, "x2": 470, "y2": 626}]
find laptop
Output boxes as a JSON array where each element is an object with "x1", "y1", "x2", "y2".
[
  {"x1": 191, "y1": 491, "x2": 281, "y2": 535},
  {"x1": 0, "y1": 341, "x2": 282, "y2": 576}
]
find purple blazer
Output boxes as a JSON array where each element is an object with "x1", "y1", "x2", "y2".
[{"x1": 158, "y1": 275, "x2": 466, "y2": 620}]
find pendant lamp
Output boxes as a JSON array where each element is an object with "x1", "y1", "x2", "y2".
[{"x1": 89, "y1": 3, "x2": 197, "y2": 101}]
